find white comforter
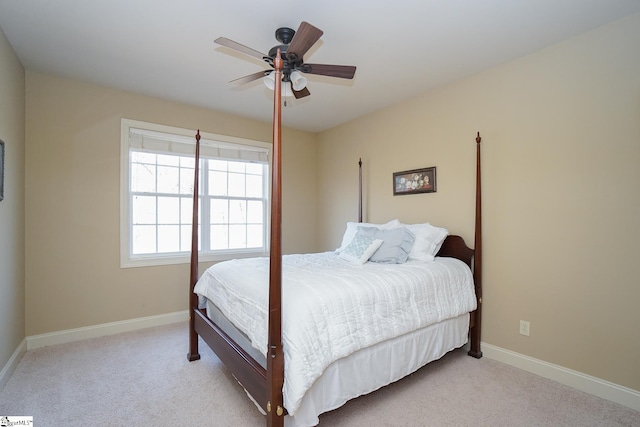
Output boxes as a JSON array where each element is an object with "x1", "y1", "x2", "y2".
[{"x1": 194, "y1": 252, "x2": 476, "y2": 416}]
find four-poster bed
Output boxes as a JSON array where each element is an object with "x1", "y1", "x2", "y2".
[{"x1": 187, "y1": 50, "x2": 483, "y2": 427}]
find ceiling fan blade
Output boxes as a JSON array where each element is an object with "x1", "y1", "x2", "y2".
[
  {"x1": 301, "y1": 63, "x2": 356, "y2": 79},
  {"x1": 292, "y1": 84, "x2": 311, "y2": 99},
  {"x1": 214, "y1": 37, "x2": 267, "y2": 61},
  {"x1": 230, "y1": 70, "x2": 270, "y2": 85},
  {"x1": 287, "y1": 21, "x2": 323, "y2": 61}
]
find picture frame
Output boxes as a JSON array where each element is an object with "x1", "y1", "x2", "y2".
[
  {"x1": 0, "y1": 141, "x2": 4, "y2": 202},
  {"x1": 393, "y1": 166, "x2": 436, "y2": 195}
]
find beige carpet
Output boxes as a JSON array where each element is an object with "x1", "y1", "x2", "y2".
[{"x1": 1, "y1": 322, "x2": 638, "y2": 426}]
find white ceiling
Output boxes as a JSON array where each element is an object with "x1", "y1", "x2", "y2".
[{"x1": 1, "y1": 1, "x2": 639, "y2": 133}]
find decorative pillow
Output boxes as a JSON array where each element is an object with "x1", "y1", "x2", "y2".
[
  {"x1": 356, "y1": 226, "x2": 415, "y2": 264},
  {"x1": 401, "y1": 223, "x2": 449, "y2": 262},
  {"x1": 336, "y1": 219, "x2": 400, "y2": 253},
  {"x1": 338, "y1": 235, "x2": 384, "y2": 264}
]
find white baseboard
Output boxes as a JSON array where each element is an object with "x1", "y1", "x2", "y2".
[
  {"x1": 26, "y1": 310, "x2": 189, "y2": 350},
  {"x1": 482, "y1": 342, "x2": 640, "y2": 412},
  {"x1": 0, "y1": 338, "x2": 27, "y2": 392}
]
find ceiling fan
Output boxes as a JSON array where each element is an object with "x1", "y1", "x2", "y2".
[{"x1": 215, "y1": 21, "x2": 356, "y2": 99}]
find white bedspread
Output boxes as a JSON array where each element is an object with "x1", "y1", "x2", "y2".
[{"x1": 194, "y1": 252, "x2": 476, "y2": 416}]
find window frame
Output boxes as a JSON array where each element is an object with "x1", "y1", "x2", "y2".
[{"x1": 120, "y1": 118, "x2": 271, "y2": 268}]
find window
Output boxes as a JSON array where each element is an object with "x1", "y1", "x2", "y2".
[{"x1": 120, "y1": 119, "x2": 271, "y2": 268}]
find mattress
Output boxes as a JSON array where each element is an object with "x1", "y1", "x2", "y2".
[{"x1": 194, "y1": 252, "x2": 476, "y2": 425}]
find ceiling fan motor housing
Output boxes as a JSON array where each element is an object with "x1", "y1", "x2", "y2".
[
  {"x1": 268, "y1": 44, "x2": 290, "y2": 61},
  {"x1": 267, "y1": 48, "x2": 305, "y2": 77}
]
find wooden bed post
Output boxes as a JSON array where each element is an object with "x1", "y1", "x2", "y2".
[
  {"x1": 187, "y1": 130, "x2": 202, "y2": 362},
  {"x1": 358, "y1": 158, "x2": 363, "y2": 223},
  {"x1": 468, "y1": 131, "x2": 483, "y2": 358},
  {"x1": 267, "y1": 49, "x2": 285, "y2": 427}
]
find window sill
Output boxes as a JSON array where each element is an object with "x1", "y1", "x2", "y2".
[{"x1": 120, "y1": 250, "x2": 269, "y2": 269}]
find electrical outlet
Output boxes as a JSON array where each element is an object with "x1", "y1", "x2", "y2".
[{"x1": 519, "y1": 320, "x2": 530, "y2": 336}]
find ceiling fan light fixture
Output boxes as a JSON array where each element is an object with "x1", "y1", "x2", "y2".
[
  {"x1": 290, "y1": 70, "x2": 307, "y2": 91},
  {"x1": 263, "y1": 71, "x2": 295, "y2": 97},
  {"x1": 263, "y1": 71, "x2": 276, "y2": 90}
]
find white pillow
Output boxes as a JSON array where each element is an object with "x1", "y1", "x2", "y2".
[
  {"x1": 401, "y1": 223, "x2": 448, "y2": 262},
  {"x1": 338, "y1": 235, "x2": 384, "y2": 264},
  {"x1": 336, "y1": 219, "x2": 400, "y2": 253}
]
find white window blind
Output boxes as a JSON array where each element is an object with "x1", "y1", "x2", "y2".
[{"x1": 128, "y1": 127, "x2": 269, "y2": 163}]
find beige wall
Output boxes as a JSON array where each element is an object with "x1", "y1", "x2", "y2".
[
  {"x1": 25, "y1": 72, "x2": 317, "y2": 336},
  {"x1": 317, "y1": 13, "x2": 640, "y2": 391},
  {"x1": 0, "y1": 28, "x2": 26, "y2": 375}
]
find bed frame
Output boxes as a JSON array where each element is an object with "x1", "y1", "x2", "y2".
[{"x1": 187, "y1": 50, "x2": 483, "y2": 427}]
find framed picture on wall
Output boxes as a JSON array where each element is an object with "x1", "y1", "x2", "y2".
[
  {"x1": 393, "y1": 166, "x2": 436, "y2": 195},
  {"x1": 0, "y1": 140, "x2": 4, "y2": 201}
]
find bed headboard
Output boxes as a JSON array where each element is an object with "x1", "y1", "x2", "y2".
[{"x1": 436, "y1": 235, "x2": 474, "y2": 269}]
